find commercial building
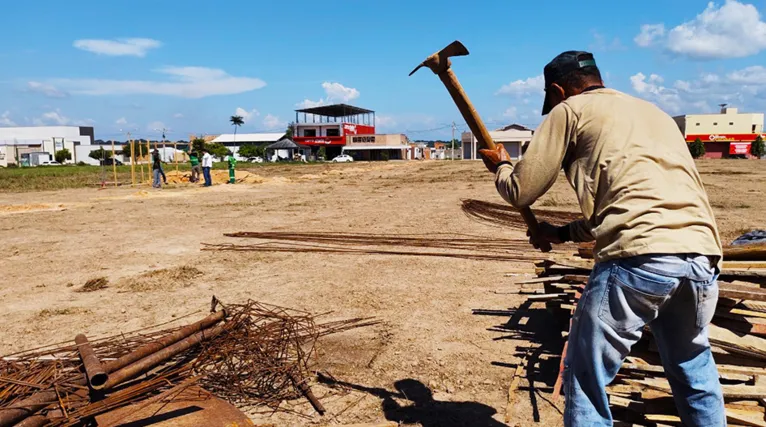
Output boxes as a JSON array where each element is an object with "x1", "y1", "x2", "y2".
[
  {"x1": 208, "y1": 132, "x2": 285, "y2": 161},
  {"x1": 342, "y1": 134, "x2": 410, "y2": 160},
  {"x1": 293, "y1": 104, "x2": 376, "y2": 159},
  {"x1": 462, "y1": 124, "x2": 533, "y2": 161},
  {"x1": 674, "y1": 106, "x2": 765, "y2": 158},
  {"x1": 0, "y1": 126, "x2": 96, "y2": 166}
]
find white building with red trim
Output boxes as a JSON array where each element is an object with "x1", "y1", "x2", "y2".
[{"x1": 674, "y1": 106, "x2": 765, "y2": 158}]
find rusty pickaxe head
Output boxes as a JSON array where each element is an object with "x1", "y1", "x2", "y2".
[{"x1": 409, "y1": 40, "x2": 469, "y2": 76}]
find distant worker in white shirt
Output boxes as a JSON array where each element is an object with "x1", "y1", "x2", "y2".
[{"x1": 201, "y1": 148, "x2": 213, "y2": 187}]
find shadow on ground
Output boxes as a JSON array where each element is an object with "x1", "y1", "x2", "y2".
[{"x1": 318, "y1": 373, "x2": 506, "y2": 427}]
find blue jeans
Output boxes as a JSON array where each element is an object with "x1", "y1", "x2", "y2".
[
  {"x1": 202, "y1": 167, "x2": 212, "y2": 186},
  {"x1": 152, "y1": 169, "x2": 161, "y2": 188},
  {"x1": 564, "y1": 254, "x2": 724, "y2": 426}
]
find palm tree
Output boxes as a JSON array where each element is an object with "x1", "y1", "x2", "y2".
[{"x1": 230, "y1": 115, "x2": 244, "y2": 143}]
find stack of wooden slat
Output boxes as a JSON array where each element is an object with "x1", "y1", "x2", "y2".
[{"x1": 514, "y1": 244, "x2": 766, "y2": 426}]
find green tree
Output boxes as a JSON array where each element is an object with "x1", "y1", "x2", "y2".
[
  {"x1": 688, "y1": 138, "x2": 706, "y2": 159},
  {"x1": 191, "y1": 138, "x2": 206, "y2": 154},
  {"x1": 121, "y1": 142, "x2": 149, "y2": 158},
  {"x1": 317, "y1": 146, "x2": 326, "y2": 160},
  {"x1": 751, "y1": 135, "x2": 766, "y2": 158},
  {"x1": 238, "y1": 144, "x2": 264, "y2": 159},
  {"x1": 230, "y1": 115, "x2": 244, "y2": 143},
  {"x1": 207, "y1": 143, "x2": 229, "y2": 160},
  {"x1": 89, "y1": 147, "x2": 112, "y2": 161},
  {"x1": 285, "y1": 122, "x2": 295, "y2": 139},
  {"x1": 54, "y1": 148, "x2": 71, "y2": 164}
]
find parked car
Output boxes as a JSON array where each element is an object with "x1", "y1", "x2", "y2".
[
  {"x1": 331, "y1": 154, "x2": 354, "y2": 163},
  {"x1": 247, "y1": 156, "x2": 264, "y2": 163},
  {"x1": 100, "y1": 158, "x2": 124, "y2": 166},
  {"x1": 39, "y1": 161, "x2": 61, "y2": 166}
]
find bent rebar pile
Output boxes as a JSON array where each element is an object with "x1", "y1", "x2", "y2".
[
  {"x1": 461, "y1": 199, "x2": 582, "y2": 229},
  {"x1": 0, "y1": 298, "x2": 376, "y2": 426}
]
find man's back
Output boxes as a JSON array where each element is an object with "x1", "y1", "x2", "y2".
[{"x1": 560, "y1": 88, "x2": 722, "y2": 262}]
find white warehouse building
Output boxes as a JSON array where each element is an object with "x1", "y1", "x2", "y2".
[{"x1": 0, "y1": 126, "x2": 100, "y2": 167}]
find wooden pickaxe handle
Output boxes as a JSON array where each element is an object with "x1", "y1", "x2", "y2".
[{"x1": 438, "y1": 69, "x2": 552, "y2": 253}]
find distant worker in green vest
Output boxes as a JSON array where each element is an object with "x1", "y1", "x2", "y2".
[
  {"x1": 227, "y1": 152, "x2": 237, "y2": 184},
  {"x1": 189, "y1": 151, "x2": 201, "y2": 183}
]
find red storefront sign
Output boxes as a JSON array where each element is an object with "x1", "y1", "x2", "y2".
[
  {"x1": 729, "y1": 142, "x2": 751, "y2": 155},
  {"x1": 295, "y1": 123, "x2": 376, "y2": 146},
  {"x1": 342, "y1": 124, "x2": 375, "y2": 135},
  {"x1": 686, "y1": 133, "x2": 766, "y2": 142}
]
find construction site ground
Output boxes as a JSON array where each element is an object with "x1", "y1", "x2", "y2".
[{"x1": 1, "y1": 159, "x2": 763, "y2": 426}]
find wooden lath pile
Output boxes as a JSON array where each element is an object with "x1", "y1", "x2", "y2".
[{"x1": 512, "y1": 244, "x2": 766, "y2": 426}]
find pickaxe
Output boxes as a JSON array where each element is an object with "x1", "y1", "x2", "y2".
[{"x1": 410, "y1": 40, "x2": 552, "y2": 252}]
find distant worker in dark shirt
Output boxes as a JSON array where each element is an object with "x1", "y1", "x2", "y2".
[{"x1": 152, "y1": 149, "x2": 162, "y2": 188}]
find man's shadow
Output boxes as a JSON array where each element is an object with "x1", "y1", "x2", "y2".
[{"x1": 319, "y1": 374, "x2": 506, "y2": 427}]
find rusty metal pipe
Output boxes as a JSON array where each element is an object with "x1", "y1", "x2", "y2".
[
  {"x1": 75, "y1": 334, "x2": 107, "y2": 390},
  {"x1": 103, "y1": 310, "x2": 225, "y2": 373},
  {"x1": 0, "y1": 310, "x2": 226, "y2": 427},
  {"x1": 103, "y1": 323, "x2": 226, "y2": 390}
]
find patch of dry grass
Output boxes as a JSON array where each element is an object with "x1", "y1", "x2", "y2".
[
  {"x1": 38, "y1": 307, "x2": 90, "y2": 318},
  {"x1": 120, "y1": 265, "x2": 203, "y2": 292},
  {"x1": 77, "y1": 277, "x2": 109, "y2": 292}
]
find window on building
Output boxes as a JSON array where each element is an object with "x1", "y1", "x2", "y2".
[
  {"x1": 696, "y1": 123, "x2": 700, "y2": 126},
  {"x1": 303, "y1": 129, "x2": 316, "y2": 137},
  {"x1": 754, "y1": 125, "x2": 758, "y2": 133},
  {"x1": 730, "y1": 122, "x2": 734, "y2": 125},
  {"x1": 326, "y1": 128, "x2": 340, "y2": 137},
  {"x1": 713, "y1": 122, "x2": 718, "y2": 126}
]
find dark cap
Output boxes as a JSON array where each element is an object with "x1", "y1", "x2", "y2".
[{"x1": 541, "y1": 51, "x2": 598, "y2": 115}]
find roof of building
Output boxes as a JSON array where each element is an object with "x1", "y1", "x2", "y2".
[
  {"x1": 295, "y1": 103, "x2": 374, "y2": 117},
  {"x1": 495, "y1": 124, "x2": 533, "y2": 131},
  {"x1": 265, "y1": 138, "x2": 309, "y2": 150},
  {"x1": 210, "y1": 133, "x2": 284, "y2": 144}
]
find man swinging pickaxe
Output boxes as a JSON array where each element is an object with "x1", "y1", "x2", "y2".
[{"x1": 410, "y1": 41, "x2": 551, "y2": 252}]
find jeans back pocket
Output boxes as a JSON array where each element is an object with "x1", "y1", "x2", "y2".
[
  {"x1": 694, "y1": 279, "x2": 719, "y2": 329},
  {"x1": 599, "y1": 265, "x2": 676, "y2": 333}
]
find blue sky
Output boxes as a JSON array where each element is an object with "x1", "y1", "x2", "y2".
[{"x1": 1, "y1": 0, "x2": 765, "y2": 140}]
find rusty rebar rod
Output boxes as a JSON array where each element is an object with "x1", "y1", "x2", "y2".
[{"x1": 75, "y1": 335, "x2": 107, "y2": 390}]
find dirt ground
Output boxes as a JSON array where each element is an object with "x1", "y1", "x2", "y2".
[{"x1": 1, "y1": 159, "x2": 764, "y2": 426}]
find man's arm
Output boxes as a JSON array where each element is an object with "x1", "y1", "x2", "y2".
[
  {"x1": 558, "y1": 219, "x2": 595, "y2": 243},
  {"x1": 494, "y1": 103, "x2": 577, "y2": 209}
]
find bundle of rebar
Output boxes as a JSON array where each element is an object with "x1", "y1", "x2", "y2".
[
  {"x1": 0, "y1": 298, "x2": 377, "y2": 426},
  {"x1": 461, "y1": 199, "x2": 582, "y2": 229},
  {"x1": 203, "y1": 231, "x2": 574, "y2": 262}
]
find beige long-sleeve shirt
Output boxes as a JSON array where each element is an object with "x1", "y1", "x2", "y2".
[{"x1": 495, "y1": 88, "x2": 722, "y2": 263}]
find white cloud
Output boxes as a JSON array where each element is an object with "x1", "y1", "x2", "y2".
[
  {"x1": 630, "y1": 72, "x2": 683, "y2": 113},
  {"x1": 0, "y1": 111, "x2": 16, "y2": 126},
  {"x1": 630, "y1": 66, "x2": 766, "y2": 114},
  {"x1": 73, "y1": 38, "x2": 161, "y2": 57},
  {"x1": 296, "y1": 81, "x2": 360, "y2": 108},
  {"x1": 503, "y1": 106, "x2": 518, "y2": 119},
  {"x1": 115, "y1": 117, "x2": 127, "y2": 125},
  {"x1": 173, "y1": 113, "x2": 184, "y2": 119},
  {"x1": 374, "y1": 115, "x2": 397, "y2": 130},
  {"x1": 262, "y1": 114, "x2": 285, "y2": 130},
  {"x1": 634, "y1": 24, "x2": 666, "y2": 47},
  {"x1": 33, "y1": 109, "x2": 70, "y2": 126},
  {"x1": 27, "y1": 81, "x2": 68, "y2": 98},
  {"x1": 51, "y1": 66, "x2": 266, "y2": 98},
  {"x1": 234, "y1": 107, "x2": 259, "y2": 122},
  {"x1": 635, "y1": 1, "x2": 766, "y2": 59},
  {"x1": 589, "y1": 31, "x2": 625, "y2": 51},
  {"x1": 296, "y1": 98, "x2": 326, "y2": 108},
  {"x1": 147, "y1": 121, "x2": 166, "y2": 132},
  {"x1": 322, "y1": 82, "x2": 359, "y2": 103},
  {"x1": 497, "y1": 75, "x2": 544, "y2": 95}
]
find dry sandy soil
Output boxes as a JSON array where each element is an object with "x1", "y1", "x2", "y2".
[{"x1": 1, "y1": 159, "x2": 764, "y2": 426}]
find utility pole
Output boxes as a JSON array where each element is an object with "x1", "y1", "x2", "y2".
[
  {"x1": 111, "y1": 138, "x2": 117, "y2": 187},
  {"x1": 451, "y1": 121, "x2": 457, "y2": 161}
]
